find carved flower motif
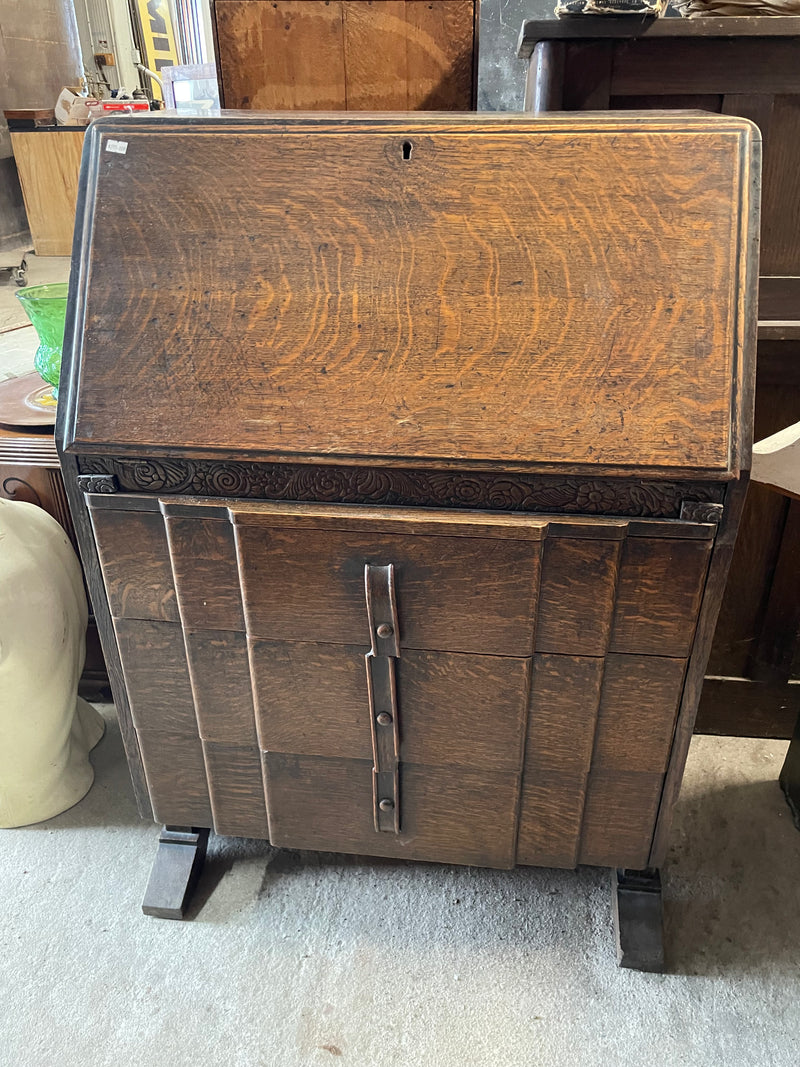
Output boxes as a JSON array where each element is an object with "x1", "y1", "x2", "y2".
[{"x1": 574, "y1": 482, "x2": 620, "y2": 513}]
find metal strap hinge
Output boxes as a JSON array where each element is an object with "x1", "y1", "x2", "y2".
[{"x1": 364, "y1": 563, "x2": 401, "y2": 834}]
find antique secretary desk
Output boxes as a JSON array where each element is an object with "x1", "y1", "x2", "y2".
[{"x1": 57, "y1": 111, "x2": 759, "y2": 971}]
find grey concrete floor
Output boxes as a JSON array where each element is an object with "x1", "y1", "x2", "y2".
[{"x1": 1, "y1": 707, "x2": 798, "y2": 1066}]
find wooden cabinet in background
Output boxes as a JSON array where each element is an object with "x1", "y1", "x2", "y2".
[
  {"x1": 9, "y1": 129, "x2": 84, "y2": 256},
  {"x1": 212, "y1": 0, "x2": 478, "y2": 110}
]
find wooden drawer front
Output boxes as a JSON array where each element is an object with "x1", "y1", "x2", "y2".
[
  {"x1": 517, "y1": 653, "x2": 686, "y2": 871},
  {"x1": 88, "y1": 495, "x2": 712, "y2": 866},
  {"x1": 89, "y1": 502, "x2": 178, "y2": 622},
  {"x1": 263, "y1": 754, "x2": 520, "y2": 868},
  {"x1": 250, "y1": 640, "x2": 529, "y2": 769},
  {"x1": 231, "y1": 505, "x2": 544, "y2": 657},
  {"x1": 535, "y1": 523, "x2": 713, "y2": 658},
  {"x1": 164, "y1": 511, "x2": 245, "y2": 631},
  {"x1": 88, "y1": 496, "x2": 270, "y2": 837}
]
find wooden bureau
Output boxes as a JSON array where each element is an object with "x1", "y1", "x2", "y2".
[{"x1": 58, "y1": 112, "x2": 759, "y2": 970}]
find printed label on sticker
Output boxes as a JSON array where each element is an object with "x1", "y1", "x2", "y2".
[{"x1": 105, "y1": 140, "x2": 129, "y2": 155}]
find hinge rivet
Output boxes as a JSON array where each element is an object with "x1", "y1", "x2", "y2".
[
  {"x1": 376, "y1": 624, "x2": 393, "y2": 638},
  {"x1": 376, "y1": 712, "x2": 393, "y2": 726},
  {"x1": 378, "y1": 798, "x2": 395, "y2": 812}
]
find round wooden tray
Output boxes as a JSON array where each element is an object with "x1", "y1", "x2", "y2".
[{"x1": 0, "y1": 372, "x2": 57, "y2": 429}]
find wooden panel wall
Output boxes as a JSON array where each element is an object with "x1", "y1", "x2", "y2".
[{"x1": 213, "y1": 0, "x2": 476, "y2": 110}]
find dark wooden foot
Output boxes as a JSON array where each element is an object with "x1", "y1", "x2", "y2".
[
  {"x1": 612, "y1": 867, "x2": 665, "y2": 973},
  {"x1": 142, "y1": 826, "x2": 210, "y2": 920},
  {"x1": 779, "y1": 719, "x2": 800, "y2": 830}
]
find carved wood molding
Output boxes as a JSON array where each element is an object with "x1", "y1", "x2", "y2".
[
  {"x1": 76, "y1": 473, "x2": 120, "y2": 495},
  {"x1": 76, "y1": 456, "x2": 726, "y2": 518}
]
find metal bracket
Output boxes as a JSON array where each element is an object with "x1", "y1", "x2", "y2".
[
  {"x1": 77, "y1": 473, "x2": 119, "y2": 494},
  {"x1": 364, "y1": 563, "x2": 401, "y2": 834},
  {"x1": 680, "y1": 500, "x2": 724, "y2": 524}
]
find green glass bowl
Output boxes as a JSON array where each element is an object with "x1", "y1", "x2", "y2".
[{"x1": 15, "y1": 282, "x2": 69, "y2": 401}]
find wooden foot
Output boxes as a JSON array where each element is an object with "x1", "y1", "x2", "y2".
[
  {"x1": 612, "y1": 867, "x2": 665, "y2": 973},
  {"x1": 779, "y1": 719, "x2": 800, "y2": 830},
  {"x1": 142, "y1": 826, "x2": 210, "y2": 920}
]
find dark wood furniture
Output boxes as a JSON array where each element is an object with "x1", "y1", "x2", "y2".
[
  {"x1": 518, "y1": 15, "x2": 800, "y2": 740},
  {"x1": 211, "y1": 0, "x2": 478, "y2": 110},
  {"x1": 58, "y1": 111, "x2": 759, "y2": 969}
]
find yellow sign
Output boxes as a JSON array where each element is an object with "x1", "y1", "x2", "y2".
[{"x1": 135, "y1": 0, "x2": 180, "y2": 100}]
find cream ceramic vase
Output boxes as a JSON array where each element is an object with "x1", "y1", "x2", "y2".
[{"x1": 0, "y1": 499, "x2": 105, "y2": 827}]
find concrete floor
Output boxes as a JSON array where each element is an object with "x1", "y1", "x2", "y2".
[{"x1": 1, "y1": 708, "x2": 798, "y2": 1067}]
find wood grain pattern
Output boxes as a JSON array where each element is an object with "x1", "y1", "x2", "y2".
[
  {"x1": 65, "y1": 114, "x2": 754, "y2": 477},
  {"x1": 138, "y1": 731, "x2": 213, "y2": 826},
  {"x1": 114, "y1": 619, "x2": 198, "y2": 736},
  {"x1": 234, "y1": 519, "x2": 541, "y2": 656},
  {"x1": 164, "y1": 510, "x2": 246, "y2": 631},
  {"x1": 610, "y1": 39, "x2": 800, "y2": 98},
  {"x1": 214, "y1": 0, "x2": 474, "y2": 112},
  {"x1": 396, "y1": 650, "x2": 529, "y2": 771},
  {"x1": 579, "y1": 769, "x2": 665, "y2": 869},
  {"x1": 89, "y1": 505, "x2": 179, "y2": 622},
  {"x1": 590, "y1": 654, "x2": 686, "y2": 775},
  {"x1": 402, "y1": 0, "x2": 474, "y2": 110},
  {"x1": 609, "y1": 537, "x2": 712, "y2": 658},
  {"x1": 517, "y1": 655, "x2": 604, "y2": 868},
  {"x1": 202, "y1": 741, "x2": 269, "y2": 837},
  {"x1": 251, "y1": 639, "x2": 369, "y2": 757},
  {"x1": 57, "y1": 455, "x2": 153, "y2": 818},
  {"x1": 263, "y1": 753, "x2": 520, "y2": 866},
  {"x1": 534, "y1": 536, "x2": 622, "y2": 656},
  {"x1": 342, "y1": 0, "x2": 474, "y2": 111},
  {"x1": 214, "y1": 0, "x2": 348, "y2": 110},
  {"x1": 252, "y1": 643, "x2": 529, "y2": 767},
  {"x1": 185, "y1": 630, "x2": 257, "y2": 744},
  {"x1": 577, "y1": 655, "x2": 686, "y2": 867},
  {"x1": 10, "y1": 130, "x2": 83, "y2": 255}
]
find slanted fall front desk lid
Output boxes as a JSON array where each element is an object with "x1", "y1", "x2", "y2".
[{"x1": 60, "y1": 112, "x2": 758, "y2": 477}]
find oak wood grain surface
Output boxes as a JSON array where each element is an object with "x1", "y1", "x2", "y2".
[
  {"x1": 516, "y1": 655, "x2": 604, "y2": 868},
  {"x1": 89, "y1": 506, "x2": 179, "y2": 622},
  {"x1": 137, "y1": 731, "x2": 213, "y2": 826},
  {"x1": 251, "y1": 641, "x2": 529, "y2": 768},
  {"x1": 263, "y1": 753, "x2": 520, "y2": 867},
  {"x1": 65, "y1": 114, "x2": 755, "y2": 477},
  {"x1": 202, "y1": 741, "x2": 269, "y2": 837},
  {"x1": 234, "y1": 523, "x2": 542, "y2": 656},
  {"x1": 114, "y1": 619, "x2": 198, "y2": 736},
  {"x1": 214, "y1": 0, "x2": 475, "y2": 111}
]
